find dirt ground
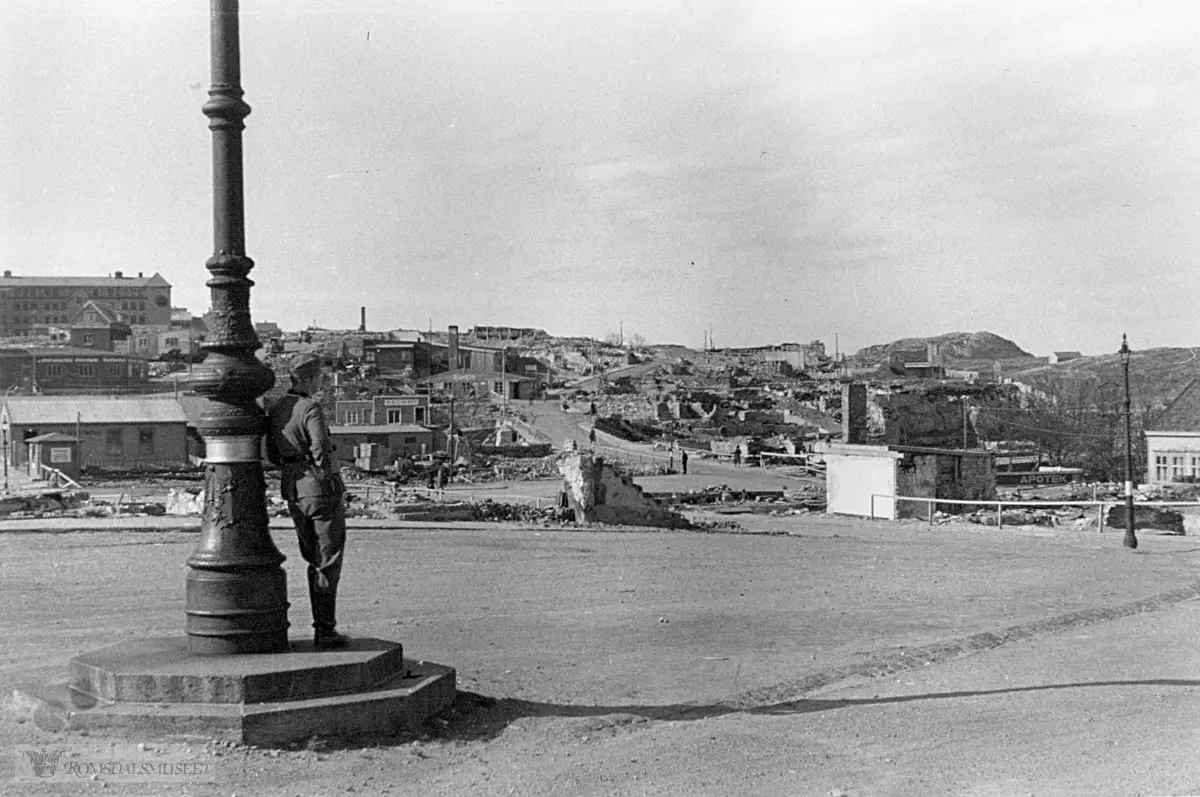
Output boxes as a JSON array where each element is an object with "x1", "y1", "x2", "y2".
[{"x1": 2, "y1": 512, "x2": 1198, "y2": 796}]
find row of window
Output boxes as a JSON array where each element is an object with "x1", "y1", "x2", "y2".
[
  {"x1": 22, "y1": 427, "x2": 159, "y2": 457},
  {"x1": 5, "y1": 314, "x2": 147, "y2": 326},
  {"x1": 43, "y1": 363, "x2": 135, "y2": 377},
  {"x1": 6, "y1": 287, "x2": 152, "y2": 298},
  {"x1": 12, "y1": 301, "x2": 69, "y2": 311},
  {"x1": 1153, "y1": 453, "x2": 1200, "y2": 482},
  {"x1": 341, "y1": 408, "x2": 427, "y2": 425}
]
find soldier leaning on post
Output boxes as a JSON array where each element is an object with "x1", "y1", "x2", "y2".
[{"x1": 265, "y1": 353, "x2": 350, "y2": 649}]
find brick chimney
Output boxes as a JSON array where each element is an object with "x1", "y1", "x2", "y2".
[
  {"x1": 841, "y1": 382, "x2": 867, "y2": 444},
  {"x1": 448, "y1": 325, "x2": 459, "y2": 370}
]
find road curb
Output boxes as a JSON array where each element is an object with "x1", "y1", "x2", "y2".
[{"x1": 725, "y1": 581, "x2": 1200, "y2": 711}]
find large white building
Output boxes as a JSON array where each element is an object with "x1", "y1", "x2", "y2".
[{"x1": 1145, "y1": 379, "x2": 1200, "y2": 484}]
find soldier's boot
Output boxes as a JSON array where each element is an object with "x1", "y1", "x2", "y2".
[{"x1": 310, "y1": 574, "x2": 349, "y2": 650}]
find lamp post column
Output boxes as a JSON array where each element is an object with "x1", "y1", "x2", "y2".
[
  {"x1": 185, "y1": 0, "x2": 290, "y2": 655},
  {"x1": 1120, "y1": 334, "x2": 1138, "y2": 550}
]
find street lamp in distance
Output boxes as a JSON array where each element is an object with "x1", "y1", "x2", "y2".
[{"x1": 1120, "y1": 334, "x2": 1137, "y2": 550}]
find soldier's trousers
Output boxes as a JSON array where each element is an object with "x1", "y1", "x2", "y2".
[{"x1": 287, "y1": 494, "x2": 346, "y2": 632}]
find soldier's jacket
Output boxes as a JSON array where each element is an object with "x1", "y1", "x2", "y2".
[{"x1": 265, "y1": 390, "x2": 344, "y2": 501}]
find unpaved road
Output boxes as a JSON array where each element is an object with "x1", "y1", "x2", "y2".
[{"x1": 2, "y1": 514, "x2": 1198, "y2": 796}]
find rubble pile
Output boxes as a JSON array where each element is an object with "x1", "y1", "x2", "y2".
[
  {"x1": 485, "y1": 456, "x2": 562, "y2": 481},
  {"x1": 1104, "y1": 505, "x2": 1185, "y2": 534},
  {"x1": 466, "y1": 499, "x2": 574, "y2": 524},
  {"x1": 0, "y1": 490, "x2": 93, "y2": 518}
]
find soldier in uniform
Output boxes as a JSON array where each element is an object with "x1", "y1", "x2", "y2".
[{"x1": 266, "y1": 353, "x2": 350, "y2": 649}]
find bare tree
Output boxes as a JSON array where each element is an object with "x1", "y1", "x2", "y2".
[{"x1": 975, "y1": 379, "x2": 1144, "y2": 480}]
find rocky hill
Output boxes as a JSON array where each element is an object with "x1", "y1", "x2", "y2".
[
  {"x1": 1011, "y1": 347, "x2": 1200, "y2": 412},
  {"x1": 854, "y1": 331, "x2": 1032, "y2": 364}
]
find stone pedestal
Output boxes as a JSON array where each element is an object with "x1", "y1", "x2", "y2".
[{"x1": 12, "y1": 637, "x2": 455, "y2": 748}]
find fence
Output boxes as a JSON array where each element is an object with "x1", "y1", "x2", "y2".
[
  {"x1": 870, "y1": 493, "x2": 1200, "y2": 531},
  {"x1": 31, "y1": 462, "x2": 82, "y2": 490}
]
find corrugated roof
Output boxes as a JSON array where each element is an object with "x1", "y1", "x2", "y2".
[
  {"x1": 0, "y1": 273, "x2": 170, "y2": 288},
  {"x1": 1, "y1": 395, "x2": 188, "y2": 424},
  {"x1": 329, "y1": 423, "x2": 432, "y2": 434},
  {"x1": 0, "y1": 346, "x2": 141, "y2": 359},
  {"x1": 1150, "y1": 379, "x2": 1200, "y2": 433}
]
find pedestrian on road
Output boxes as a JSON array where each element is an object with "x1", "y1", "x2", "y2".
[
  {"x1": 732, "y1": 447, "x2": 741, "y2": 468},
  {"x1": 681, "y1": 450, "x2": 689, "y2": 475},
  {"x1": 266, "y1": 353, "x2": 350, "y2": 650},
  {"x1": 589, "y1": 427, "x2": 597, "y2": 448}
]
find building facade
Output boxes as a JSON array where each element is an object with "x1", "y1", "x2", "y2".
[
  {"x1": 0, "y1": 271, "x2": 172, "y2": 337},
  {"x1": 470, "y1": 325, "x2": 544, "y2": 341},
  {"x1": 327, "y1": 424, "x2": 435, "y2": 469},
  {"x1": 415, "y1": 370, "x2": 534, "y2": 400},
  {"x1": 1145, "y1": 378, "x2": 1200, "y2": 485},
  {"x1": 0, "y1": 395, "x2": 189, "y2": 470},
  {"x1": 334, "y1": 394, "x2": 431, "y2": 426},
  {"x1": 0, "y1": 347, "x2": 150, "y2": 393}
]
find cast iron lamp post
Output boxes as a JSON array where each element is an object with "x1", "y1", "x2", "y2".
[
  {"x1": 185, "y1": 0, "x2": 290, "y2": 654},
  {"x1": 1120, "y1": 334, "x2": 1137, "y2": 550}
]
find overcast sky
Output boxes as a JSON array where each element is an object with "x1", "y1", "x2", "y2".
[{"x1": 2, "y1": 0, "x2": 1197, "y2": 356}]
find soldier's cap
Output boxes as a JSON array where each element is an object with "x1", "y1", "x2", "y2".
[{"x1": 288, "y1": 353, "x2": 323, "y2": 380}]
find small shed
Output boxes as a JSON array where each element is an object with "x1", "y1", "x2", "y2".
[
  {"x1": 825, "y1": 443, "x2": 997, "y2": 520},
  {"x1": 26, "y1": 432, "x2": 81, "y2": 481}
]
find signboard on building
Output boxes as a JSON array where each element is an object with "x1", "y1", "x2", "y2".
[
  {"x1": 996, "y1": 470, "x2": 1083, "y2": 486},
  {"x1": 50, "y1": 447, "x2": 72, "y2": 463}
]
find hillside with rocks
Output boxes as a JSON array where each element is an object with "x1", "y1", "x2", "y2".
[
  {"x1": 855, "y1": 331, "x2": 1032, "y2": 364},
  {"x1": 1011, "y1": 347, "x2": 1200, "y2": 412}
]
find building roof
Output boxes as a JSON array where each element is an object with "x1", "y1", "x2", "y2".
[
  {"x1": 367, "y1": 339, "x2": 422, "y2": 349},
  {"x1": 0, "y1": 272, "x2": 170, "y2": 288},
  {"x1": 1, "y1": 395, "x2": 188, "y2": 424},
  {"x1": 73, "y1": 300, "x2": 125, "y2": 325},
  {"x1": 414, "y1": 370, "x2": 531, "y2": 384},
  {"x1": 1148, "y1": 378, "x2": 1200, "y2": 433},
  {"x1": 0, "y1": 346, "x2": 141, "y2": 360},
  {"x1": 26, "y1": 432, "x2": 79, "y2": 443},
  {"x1": 329, "y1": 423, "x2": 432, "y2": 435}
]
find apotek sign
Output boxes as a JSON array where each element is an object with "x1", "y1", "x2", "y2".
[{"x1": 996, "y1": 470, "x2": 1083, "y2": 486}]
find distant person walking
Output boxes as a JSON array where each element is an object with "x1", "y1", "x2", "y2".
[
  {"x1": 588, "y1": 427, "x2": 597, "y2": 448},
  {"x1": 732, "y1": 447, "x2": 741, "y2": 468},
  {"x1": 680, "y1": 450, "x2": 689, "y2": 475},
  {"x1": 266, "y1": 353, "x2": 349, "y2": 650}
]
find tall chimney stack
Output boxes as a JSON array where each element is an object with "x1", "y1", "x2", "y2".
[
  {"x1": 842, "y1": 382, "x2": 867, "y2": 444},
  {"x1": 448, "y1": 325, "x2": 460, "y2": 371},
  {"x1": 360, "y1": 306, "x2": 366, "y2": 332}
]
